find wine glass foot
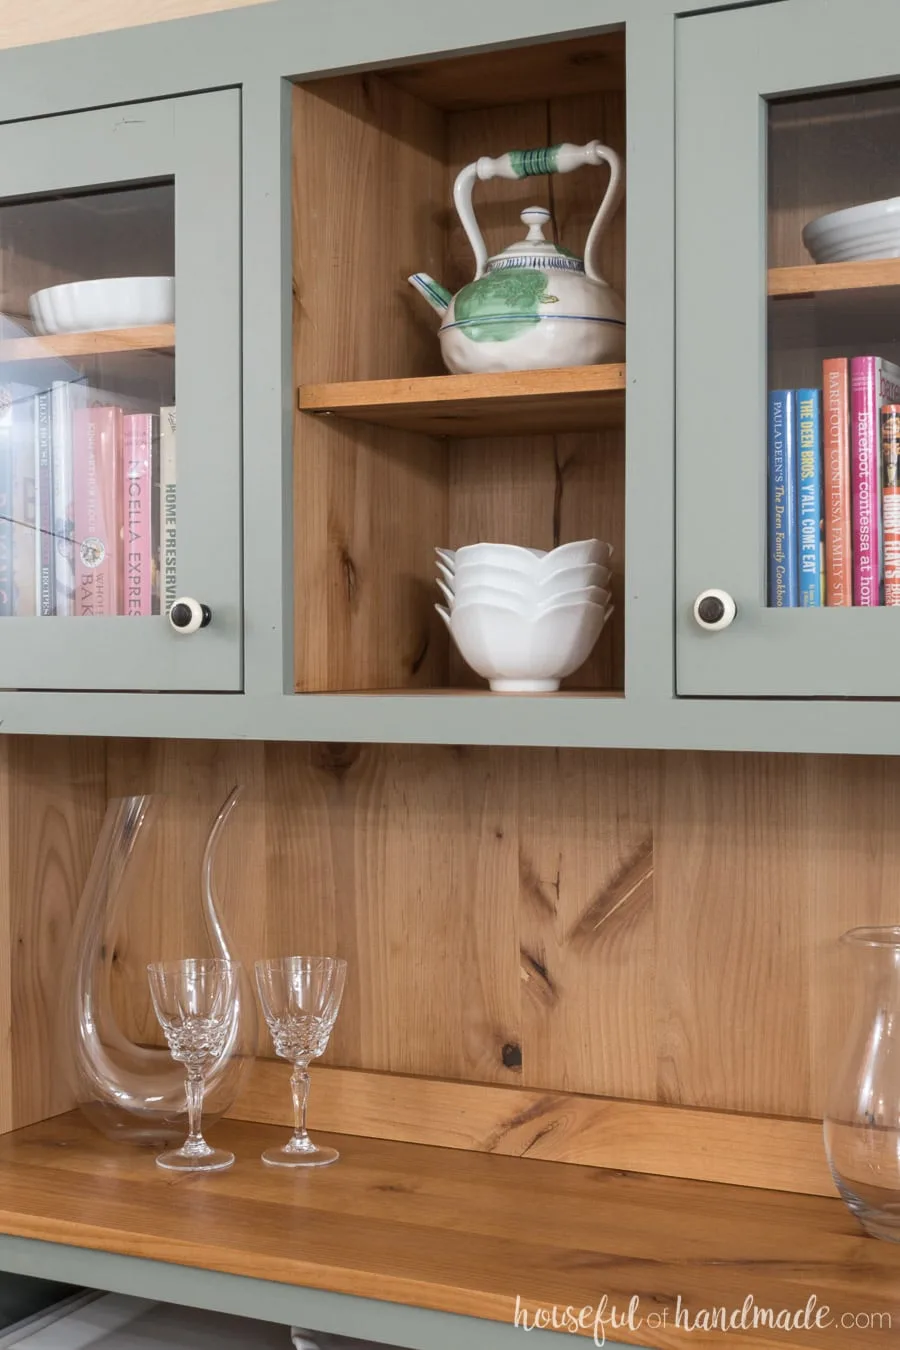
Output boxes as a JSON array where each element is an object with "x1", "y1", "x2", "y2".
[
  {"x1": 261, "y1": 1141, "x2": 339, "y2": 1169},
  {"x1": 156, "y1": 1146, "x2": 235, "y2": 1172}
]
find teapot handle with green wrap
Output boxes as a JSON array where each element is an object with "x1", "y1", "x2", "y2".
[{"x1": 452, "y1": 140, "x2": 623, "y2": 283}]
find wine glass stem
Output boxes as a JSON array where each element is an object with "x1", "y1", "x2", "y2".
[
  {"x1": 291, "y1": 1062, "x2": 311, "y2": 1146},
  {"x1": 185, "y1": 1069, "x2": 206, "y2": 1148}
]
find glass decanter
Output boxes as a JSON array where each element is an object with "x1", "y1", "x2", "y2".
[
  {"x1": 56, "y1": 786, "x2": 257, "y2": 1144},
  {"x1": 825, "y1": 926, "x2": 900, "y2": 1240}
]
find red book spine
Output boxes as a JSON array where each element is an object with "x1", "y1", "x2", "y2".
[
  {"x1": 823, "y1": 358, "x2": 851, "y2": 605},
  {"x1": 73, "y1": 406, "x2": 123, "y2": 616},
  {"x1": 122, "y1": 413, "x2": 154, "y2": 617},
  {"x1": 851, "y1": 357, "x2": 880, "y2": 606}
]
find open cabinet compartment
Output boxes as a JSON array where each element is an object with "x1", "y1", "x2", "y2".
[{"x1": 292, "y1": 31, "x2": 627, "y2": 694}]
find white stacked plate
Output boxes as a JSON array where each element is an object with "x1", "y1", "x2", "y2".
[
  {"x1": 802, "y1": 198, "x2": 900, "y2": 263},
  {"x1": 435, "y1": 539, "x2": 614, "y2": 692}
]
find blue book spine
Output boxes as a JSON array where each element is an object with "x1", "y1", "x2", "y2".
[
  {"x1": 797, "y1": 388, "x2": 823, "y2": 607},
  {"x1": 768, "y1": 390, "x2": 798, "y2": 607}
]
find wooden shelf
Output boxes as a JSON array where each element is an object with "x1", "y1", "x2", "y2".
[
  {"x1": 1, "y1": 1112, "x2": 898, "y2": 1348},
  {"x1": 768, "y1": 257, "x2": 900, "y2": 298},
  {"x1": 0, "y1": 324, "x2": 175, "y2": 362},
  {"x1": 298, "y1": 364, "x2": 626, "y2": 438}
]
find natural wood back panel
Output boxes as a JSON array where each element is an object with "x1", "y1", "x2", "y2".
[
  {"x1": 292, "y1": 50, "x2": 627, "y2": 693},
  {"x1": 96, "y1": 738, "x2": 900, "y2": 1124},
  {"x1": 103, "y1": 739, "x2": 267, "y2": 1047},
  {"x1": 7, "y1": 734, "x2": 890, "y2": 1161},
  {"x1": 0, "y1": 0, "x2": 274, "y2": 50},
  {"x1": 292, "y1": 75, "x2": 449, "y2": 692},
  {"x1": 0, "y1": 737, "x2": 105, "y2": 1132}
]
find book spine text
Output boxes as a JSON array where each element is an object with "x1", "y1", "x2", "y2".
[
  {"x1": 73, "y1": 406, "x2": 123, "y2": 617},
  {"x1": 823, "y1": 358, "x2": 851, "y2": 605},
  {"x1": 797, "y1": 388, "x2": 823, "y2": 607},
  {"x1": 122, "y1": 413, "x2": 155, "y2": 617},
  {"x1": 768, "y1": 389, "x2": 798, "y2": 607}
]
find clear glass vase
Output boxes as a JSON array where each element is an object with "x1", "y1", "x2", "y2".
[
  {"x1": 57, "y1": 787, "x2": 257, "y2": 1144},
  {"x1": 824, "y1": 926, "x2": 900, "y2": 1241}
]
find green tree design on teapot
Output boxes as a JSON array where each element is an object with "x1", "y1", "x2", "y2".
[{"x1": 409, "y1": 140, "x2": 625, "y2": 376}]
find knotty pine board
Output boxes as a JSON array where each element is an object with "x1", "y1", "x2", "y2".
[
  {"x1": 0, "y1": 737, "x2": 106, "y2": 1132},
  {"x1": 95, "y1": 738, "x2": 900, "y2": 1122},
  {"x1": 3, "y1": 1109, "x2": 898, "y2": 1350}
]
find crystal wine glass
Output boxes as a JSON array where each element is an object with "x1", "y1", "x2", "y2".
[
  {"x1": 254, "y1": 956, "x2": 347, "y2": 1168},
  {"x1": 147, "y1": 957, "x2": 239, "y2": 1172}
]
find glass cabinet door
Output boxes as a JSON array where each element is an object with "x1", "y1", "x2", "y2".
[
  {"x1": 677, "y1": 0, "x2": 900, "y2": 697},
  {"x1": 0, "y1": 92, "x2": 240, "y2": 691}
]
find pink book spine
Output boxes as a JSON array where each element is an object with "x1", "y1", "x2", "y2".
[
  {"x1": 851, "y1": 357, "x2": 881, "y2": 606},
  {"x1": 73, "y1": 406, "x2": 123, "y2": 616},
  {"x1": 122, "y1": 413, "x2": 154, "y2": 617}
]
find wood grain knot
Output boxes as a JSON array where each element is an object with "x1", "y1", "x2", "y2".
[
  {"x1": 312, "y1": 743, "x2": 361, "y2": 778},
  {"x1": 501, "y1": 1042, "x2": 523, "y2": 1070},
  {"x1": 520, "y1": 948, "x2": 559, "y2": 1007},
  {"x1": 519, "y1": 848, "x2": 560, "y2": 917},
  {"x1": 567, "y1": 840, "x2": 653, "y2": 948},
  {"x1": 340, "y1": 547, "x2": 359, "y2": 606},
  {"x1": 483, "y1": 1095, "x2": 559, "y2": 1153},
  {"x1": 409, "y1": 631, "x2": 430, "y2": 677}
]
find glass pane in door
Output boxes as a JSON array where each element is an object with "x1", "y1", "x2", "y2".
[
  {"x1": 0, "y1": 182, "x2": 175, "y2": 619},
  {"x1": 767, "y1": 86, "x2": 900, "y2": 611}
]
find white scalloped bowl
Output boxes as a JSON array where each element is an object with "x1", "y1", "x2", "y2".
[
  {"x1": 29, "y1": 276, "x2": 175, "y2": 335},
  {"x1": 436, "y1": 539, "x2": 612, "y2": 576},
  {"x1": 439, "y1": 580, "x2": 610, "y2": 616},
  {"x1": 438, "y1": 560, "x2": 612, "y2": 596},
  {"x1": 436, "y1": 599, "x2": 613, "y2": 692}
]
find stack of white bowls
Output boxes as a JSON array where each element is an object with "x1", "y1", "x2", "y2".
[{"x1": 435, "y1": 539, "x2": 614, "y2": 692}]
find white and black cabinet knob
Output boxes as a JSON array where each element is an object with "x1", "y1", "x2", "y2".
[
  {"x1": 168, "y1": 596, "x2": 212, "y2": 635},
  {"x1": 692, "y1": 589, "x2": 737, "y2": 632}
]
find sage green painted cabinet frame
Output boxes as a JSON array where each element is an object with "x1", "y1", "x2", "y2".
[
  {"x1": 0, "y1": 92, "x2": 242, "y2": 691},
  {"x1": 0, "y1": 1235, "x2": 644, "y2": 1350},
  {"x1": 10, "y1": 0, "x2": 899, "y2": 756},
  {"x1": 677, "y1": 0, "x2": 900, "y2": 698}
]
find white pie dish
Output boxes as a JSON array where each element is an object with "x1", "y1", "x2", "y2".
[
  {"x1": 802, "y1": 197, "x2": 900, "y2": 263},
  {"x1": 28, "y1": 276, "x2": 175, "y2": 335}
]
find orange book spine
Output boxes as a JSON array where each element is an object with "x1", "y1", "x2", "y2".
[
  {"x1": 823, "y1": 357, "x2": 852, "y2": 605},
  {"x1": 883, "y1": 405, "x2": 900, "y2": 606}
]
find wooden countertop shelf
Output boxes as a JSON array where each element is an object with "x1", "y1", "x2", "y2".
[
  {"x1": 298, "y1": 363, "x2": 626, "y2": 437},
  {"x1": 0, "y1": 324, "x2": 175, "y2": 362},
  {"x1": 1, "y1": 1112, "x2": 898, "y2": 1348},
  {"x1": 768, "y1": 257, "x2": 900, "y2": 298}
]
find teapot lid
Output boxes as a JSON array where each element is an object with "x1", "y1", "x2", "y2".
[{"x1": 486, "y1": 206, "x2": 585, "y2": 274}]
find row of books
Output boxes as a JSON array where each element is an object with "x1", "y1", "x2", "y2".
[
  {"x1": 767, "y1": 356, "x2": 900, "y2": 607},
  {"x1": 0, "y1": 382, "x2": 176, "y2": 617}
]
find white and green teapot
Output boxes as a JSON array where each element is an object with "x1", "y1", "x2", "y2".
[{"x1": 409, "y1": 140, "x2": 625, "y2": 375}]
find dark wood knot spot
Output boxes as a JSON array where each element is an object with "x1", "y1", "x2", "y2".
[{"x1": 501, "y1": 1042, "x2": 523, "y2": 1070}]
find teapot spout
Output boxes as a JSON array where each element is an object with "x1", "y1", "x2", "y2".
[{"x1": 408, "y1": 273, "x2": 451, "y2": 317}]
